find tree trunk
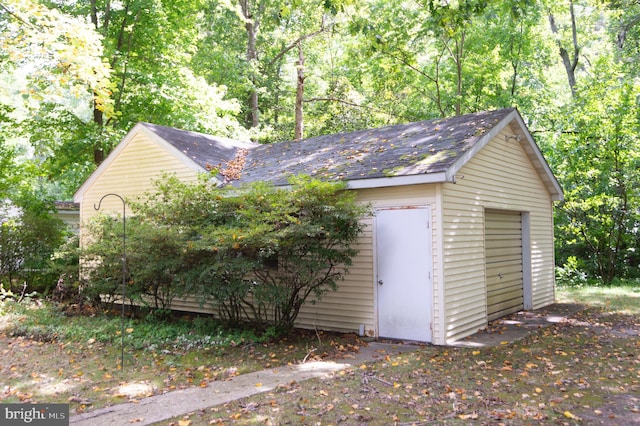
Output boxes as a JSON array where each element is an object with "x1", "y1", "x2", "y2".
[
  {"x1": 92, "y1": 105, "x2": 104, "y2": 164},
  {"x1": 509, "y1": 23, "x2": 525, "y2": 98},
  {"x1": 445, "y1": 32, "x2": 465, "y2": 116},
  {"x1": 548, "y1": 1, "x2": 579, "y2": 97},
  {"x1": 90, "y1": 0, "x2": 119, "y2": 165},
  {"x1": 90, "y1": 0, "x2": 104, "y2": 165},
  {"x1": 240, "y1": 0, "x2": 260, "y2": 128},
  {"x1": 294, "y1": 43, "x2": 305, "y2": 141},
  {"x1": 455, "y1": 33, "x2": 464, "y2": 116}
]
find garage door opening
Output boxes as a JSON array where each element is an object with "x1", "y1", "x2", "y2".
[{"x1": 484, "y1": 209, "x2": 524, "y2": 321}]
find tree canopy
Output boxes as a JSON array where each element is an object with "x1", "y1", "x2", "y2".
[{"x1": 1, "y1": 0, "x2": 639, "y2": 283}]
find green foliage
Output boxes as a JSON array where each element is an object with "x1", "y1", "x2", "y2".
[
  {"x1": 1, "y1": 0, "x2": 115, "y2": 120},
  {"x1": 83, "y1": 176, "x2": 369, "y2": 332},
  {"x1": 239, "y1": 176, "x2": 369, "y2": 330},
  {"x1": 0, "y1": 283, "x2": 37, "y2": 304},
  {"x1": 1, "y1": 300, "x2": 269, "y2": 351},
  {"x1": 81, "y1": 214, "x2": 130, "y2": 310},
  {"x1": 0, "y1": 107, "x2": 19, "y2": 198},
  {"x1": 555, "y1": 256, "x2": 588, "y2": 288},
  {"x1": 0, "y1": 0, "x2": 247, "y2": 201},
  {"x1": 0, "y1": 198, "x2": 67, "y2": 294},
  {"x1": 549, "y1": 56, "x2": 640, "y2": 284},
  {"x1": 47, "y1": 235, "x2": 81, "y2": 301}
]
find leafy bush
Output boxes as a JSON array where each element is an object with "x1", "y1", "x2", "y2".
[
  {"x1": 0, "y1": 200, "x2": 67, "y2": 294},
  {"x1": 83, "y1": 175, "x2": 370, "y2": 332},
  {"x1": 81, "y1": 214, "x2": 130, "y2": 311},
  {"x1": 555, "y1": 256, "x2": 588, "y2": 288}
]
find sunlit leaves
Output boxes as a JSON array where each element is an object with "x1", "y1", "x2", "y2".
[{"x1": 0, "y1": 0, "x2": 114, "y2": 121}]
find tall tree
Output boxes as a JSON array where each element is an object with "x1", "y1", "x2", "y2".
[
  {"x1": 197, "y1": 0, "x2": 335, "y2": 140},
  {"x1": 81, "y1": 0, "x2": 245, "y2": 136},
  {"x1": 0, "y1": 0, "x2": 117, "y2": 197},
  {"x1": 548, "y1": 56, "x2": 639, "y2": 283},
  {"x1": 607, "y1": 0, "x2": 640, "y2": 76},
  {"x1": 1, "y1": 0, "x2": 247, "y2": 199},
  {"x1": 238, "y1": 0, "x2": 264, "y2": 128}
]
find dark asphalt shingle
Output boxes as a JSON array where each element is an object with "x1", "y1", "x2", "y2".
[
  {"x1": 143, "y1": 109, "x2": 515, "y2": 186},
  {"x1": 236, "y1": 108, "x2": 514, "y2": 185},
  {"x1": 141, "y1": 123, "x2": 257, "y2": 171}
]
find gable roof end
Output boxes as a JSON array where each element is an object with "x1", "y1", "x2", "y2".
[
  {"x1": 73, "y1": 123, "x2": 256, "y2": 203},
  {"x1": 443, "y1": 109, "x2": 563, "y2": 201},
  {"x1": 504, "y1": 110, "x2": 564, "y2": 201}
]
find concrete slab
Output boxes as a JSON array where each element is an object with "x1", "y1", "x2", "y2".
[{"x1": 452, "y1": 303, "x2": 584, "y2": 348}]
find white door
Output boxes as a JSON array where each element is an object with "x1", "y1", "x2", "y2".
[{"x1": 376, "y1": 207, "x2": 432, "y2": 342}]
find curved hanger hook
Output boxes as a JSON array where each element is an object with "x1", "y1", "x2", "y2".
[{"x1": 94, "y1": 193, "x2": 126, "y2": 212}]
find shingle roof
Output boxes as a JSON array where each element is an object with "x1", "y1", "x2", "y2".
[
  {"x1": 236, "y1": 108, "x2": 515, "y2": 186},
  {"x1": 141, "y1": 123, "x2": 257, "y2": 171},
  {"x1": 75, "y1": 108, "x2": 563, "y2": 202},
  {"x1": 54, "y1": 201, "x2": 80, "y2": 210}
]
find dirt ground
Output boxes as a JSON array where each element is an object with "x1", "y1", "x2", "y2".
[{"x1": 1, "y1": 303, "x2": 638, "y2": 425}]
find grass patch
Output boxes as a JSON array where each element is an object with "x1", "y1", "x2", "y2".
[{"x1": 557, "y1": 281, "x2": 640, "y2": 315}]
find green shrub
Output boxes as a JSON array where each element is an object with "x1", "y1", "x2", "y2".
[
  {"x1": 83, "y1": 174, "x2": 370, "y2": 333},
  {"x1": 0, "y1": 201, "x2": 67, "y2": 294},
  {"x1": 556, "y1": 256, "x2": 589, "y2": 287}
]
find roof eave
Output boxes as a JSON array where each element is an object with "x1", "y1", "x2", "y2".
[{"x1": 346, "y1": 172, "x2": 450, "y2": 189}]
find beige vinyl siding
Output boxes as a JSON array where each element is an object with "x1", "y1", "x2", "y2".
[
  {"x1": 530, "y1": 209, "x2": 556, "y2": 307},
  {"x1": 295, "y1": 184, "x2": 438, "y2": 336},
  {"x1": 442, "y1": 124, "x2": 556, "y2": 343},
  {"x1": 81, "y1": 138, "x2": 439, "y2": 337},
  {"x1": 79, "y1": 132, "x2": 201, "y2": 241}
]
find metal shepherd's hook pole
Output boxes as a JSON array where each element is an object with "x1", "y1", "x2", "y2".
[{"x1": 94, "y1": 193, "x2": 127, "y2": 370}]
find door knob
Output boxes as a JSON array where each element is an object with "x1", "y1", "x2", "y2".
[{"x1": 378, "y1": 280, "x2": 384, "y2": 285}]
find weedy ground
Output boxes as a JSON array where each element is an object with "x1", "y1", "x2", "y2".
[{"x1": 1, "y1": 284, "x2": 638, "y2": 425}]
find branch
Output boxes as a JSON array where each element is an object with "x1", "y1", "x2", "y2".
[
  {"x1": 302, "y1": 347, "x2": 317, "y2": 363},
  {"x1": 304, "y1": 97, "x2": 368, "y2": 109},
  {"x1": 267, "y1": 19, "x2": 327, "y2": 68},
  {"x1": 304, "y1": 97, "x2": 404, "y2": 121},
  {"x1": 0, "y1": 2, "x2": 37, "y2": 29},
  {"x1": 393, "y1": 53, "x2": 437, "y2": 84},
  {"x1": 361, "y1": 373, "x2": 393, "y2": 387}
]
